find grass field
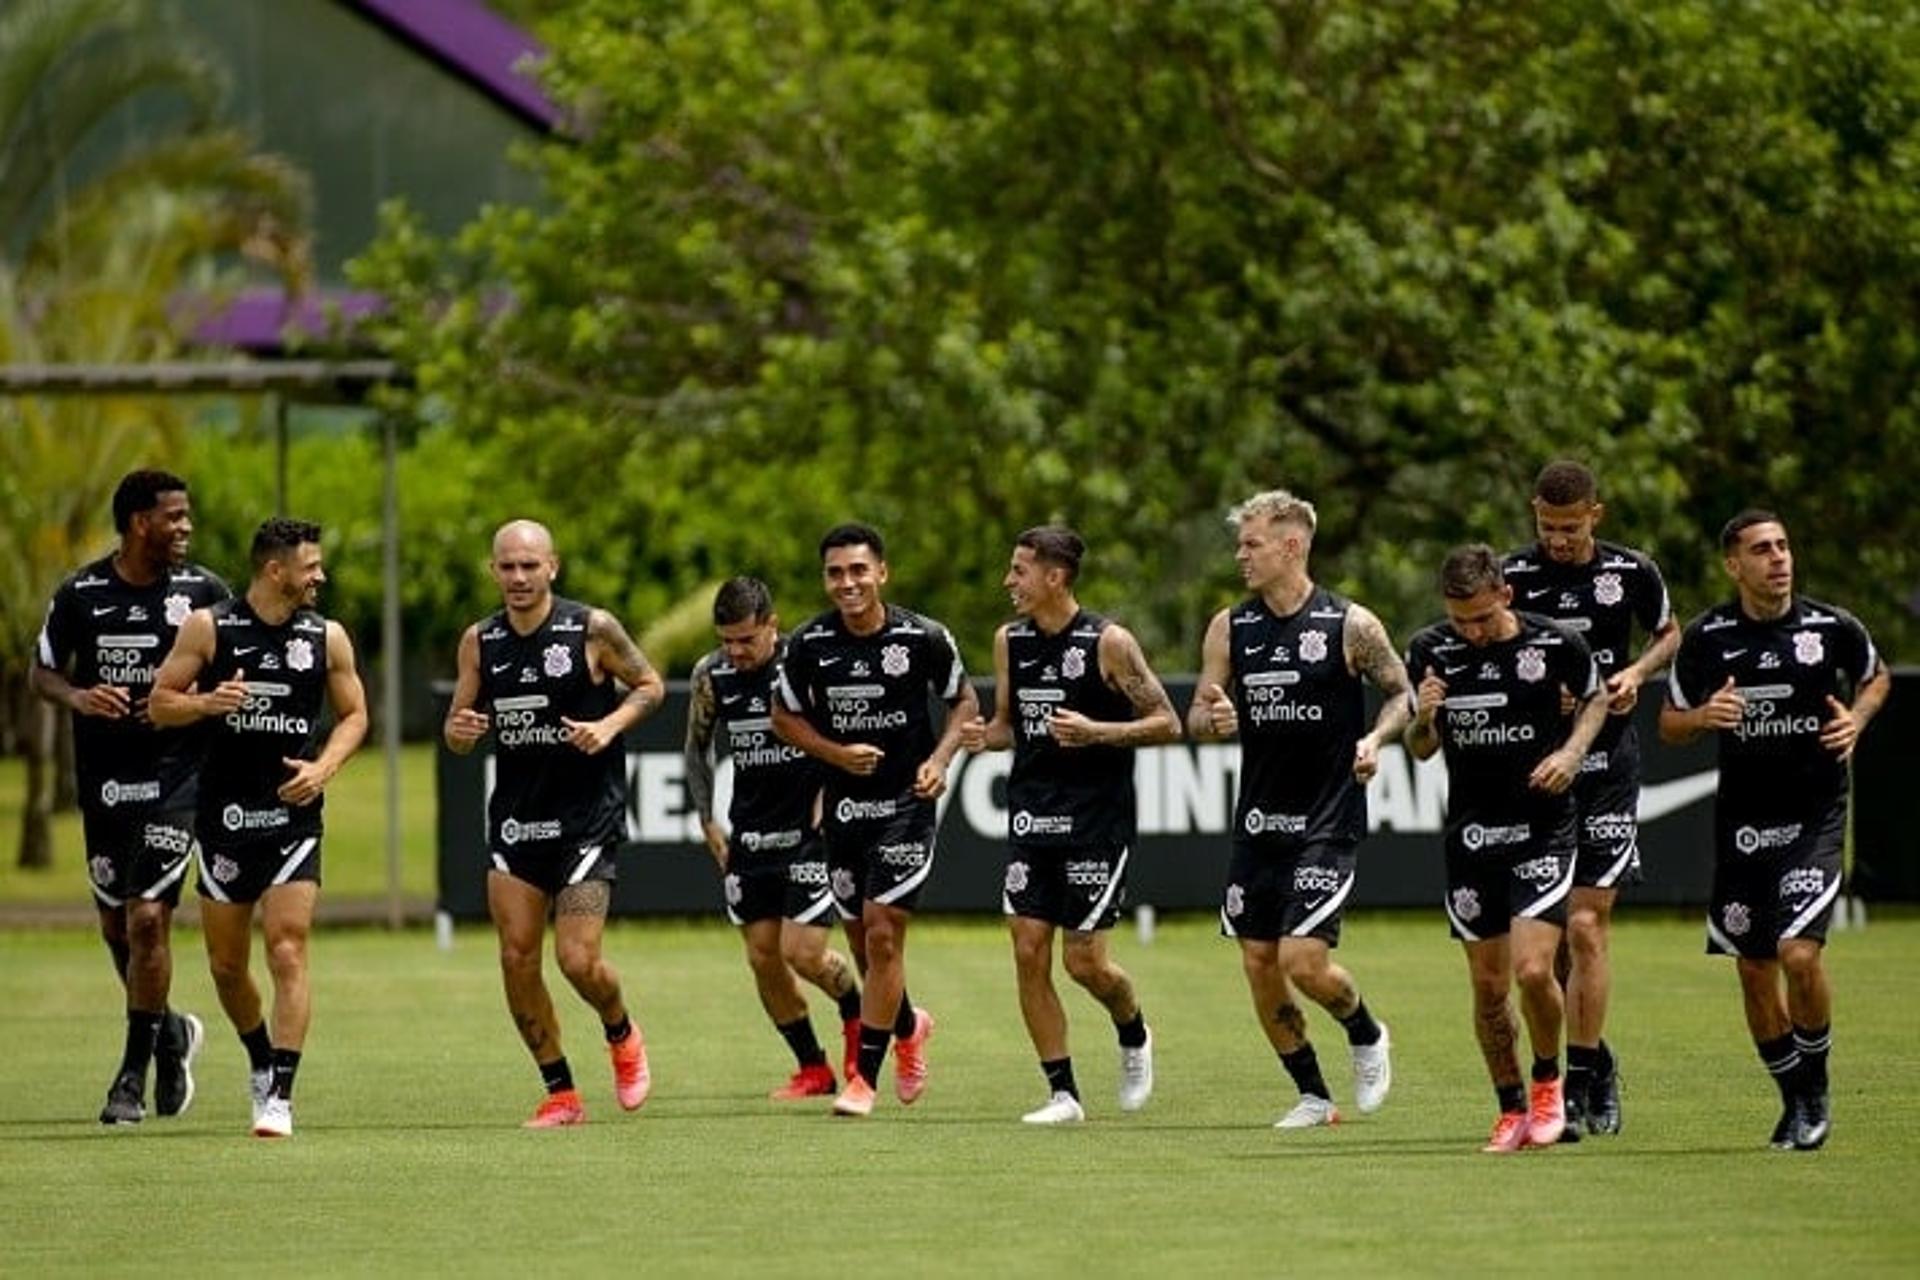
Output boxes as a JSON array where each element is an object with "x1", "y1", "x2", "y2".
[
  {"x1": 0, "y1": 745, "x2": 440, "y2": 906},
  {"x1": 3, "y1": 912, "x2": 1917, "y2": 1276}
]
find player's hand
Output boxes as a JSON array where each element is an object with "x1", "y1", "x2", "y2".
[
  {"x1": 1352, "y1": 734, "x2": 1382, "y2": 783},
  {"x1": 1529, "y1": 747, "x2": 1580, "y2": 794},
  {"x1": 1819, "y1": 694, "x2": 1861, "y2": 761},
  {"x1": 1197, "y1": 683, "x2": 1238, "y2": 736},
  {"x1": 958, "y1": 715, "x2": 990, "y2": 753},
  {"x1": 277, "y1": 756, "x2": 331, "y2": 805},
  {"x1": 1605, "y1": 667, "x2": 1644, "y2": 715},
  {"x1": 701, "y1": 819, "x2": 730, "y2": 870},
  {"x1": 560, "y1": 715, "x2": 617, "y2": 755},
  {"x1": 1414, "y1": 672, "x2": 1447, "y2": 725},
  {"x1": 912, "y1": 758, "x2": 949, "y2": 799},
  {"x1": 838, "y1": 743, "x2": 885, "y2": 776},
  {"x1": 72, "y1": 683, "x2": 132, "y2": 719},
  {"x1": 445, "y1": 707, "x2": 491, "y2": 747},
  {"x1": 1698, "y1": 675, "x2": 1745, "y2": 731},
  {"x1": 201, "y1": 668, "x2": 249, "y2": 716},
  {"x1": 1047, "y1": 708, "x2": 1102, "y2": 748}
]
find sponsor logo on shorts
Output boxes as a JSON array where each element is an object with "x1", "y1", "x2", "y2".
[
  {"x1": 1734, "y1": 823, "x2": 1802, "y2": 855},
  {"x1": 875, "y1": 841, "x2": 925, "y2": 866},
  {"x1": 739, "y1": 828, "x2": 802, "y2": 852},
  {"x1": 1516, "y1": 855, "x2": 1562, "y2": 884},
  {"x1": 835, "y1": 797, "x2": 897, "y2": 823},
  {"x1": 789, "y1": 860, "x2": 829, "y2": 886},
  {"x1": 1722, "y1": 901, "x2": 1751, "y2": 936},
  {"x1": 1012, "y1": 810, "x2": 1073, "y2": 838},
  {"x1": 1005, "y1": 861, "x2": 1030, "y2": 894},
  {"x1": 221, "y1": 804, "x2": 289, "y2": 833},
  {"x1": 1462, "y1": 822, "x2": 1530, "y2": 852},
  {"x1": 1451, "y1": 887, "x2": 1481, "y2": 922},
  {"x1": 143, "y1": 823, "x2": 192, "y2": 855},
  {"x1": 499, "y1": 817, "x2": 563, "y2": 846},
  {"x1": 1244, "y1": 809, "x2": 1307, "y2": 837},
  {"x1": 1779, "y1": 867, "x2": 1827, "y2": 898},
  {"x1": 89, "y1": 855, "x2": 115, "y2": 887},
  {"x1": 1224, "y1": 883, "x2": 1246, "y2": 918},
  {"x1": 99, "y1": 778, "x2": 163, "y2": 808},
  {"x1": 1064, "y1": 859, "x2": 1111, "y2": 887},
  {"x1": 1293, "y1": 866, "x2": 1342, "y2": 895},
  {"x1": 1585, "y1": 813, "x2": 1636, "y2": 842}
]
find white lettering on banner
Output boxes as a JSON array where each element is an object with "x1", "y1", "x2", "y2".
[{"x1": 633, "y1": 754, "x2": 702, "y2": 842}]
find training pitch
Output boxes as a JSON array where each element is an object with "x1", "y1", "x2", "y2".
[{"x1": 3, "y1": 913, "x2": 1916, "y2": 1275}]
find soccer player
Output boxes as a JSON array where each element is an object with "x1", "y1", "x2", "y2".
[
  {"x1": 1659, "y1": 511, "x2": 1888, "y2": 1151},
  {"x1": 685, "y1": 576, "x2": 865, "y2": 1100},
  {"x1": 150, "y1": 517, "x2": 369, "y2": 1138},
  {"x1": 34, "y1": 469, "x2": 229, "y2": 1124},
  {"x1": 957, "y1": 526, "x2": 1179, "y2": 1124},
  {"x1": 1502, "y1": 460, "x2": 1679, "y2": 1135},
  {"x1": 771, "y1": 522, "x2": 978, "y2": 1117},
  {"x1": 1404, "y1": 544, "x2": 1609, "y2": 1153},
  {"x1": 442, "y1": 519, "x2": 666, "y2": 1128},
  {"x1": 1188, "y1": 490, "x2": 1410, "y2": 1130}
]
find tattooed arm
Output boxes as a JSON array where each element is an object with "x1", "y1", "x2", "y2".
[
  {"x1": 1048, "y1": 624, "x2": 1181, "y2": 748},
  {"x1": 683, "y1": 655, "x2": 729, "y2": 865},
  {"x1": 567, "y1": 607, "x2": 665, "y2": 755},
  {"x1": 1344, "y1": 604, "x2": 1411, "y2": 783}
]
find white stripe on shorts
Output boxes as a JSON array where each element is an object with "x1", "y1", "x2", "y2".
[
  {"x1": 1705, "y1": 913, "x2": 1739, "y2": 955},
  {"x1": 1445, "y1": 893, "x2": 1482, "y2": 942},
  {"x1": 1219, "y1": 906, "x2": 1239, "y2": 938},
  {"x1": 1518, "y1": 854, "x2": 1577, "y2": 919},
  {"x1": 141, "y1": 848, "x2": 193, "y2": 900},
  {"x1": 1289, "y1": 869, "x2": 1354, "y2": 938},
  {"x1": 271, "y1": 837, "x2": 317, "y2": 886},
  {"x1": 872, "y1": 850, "x2": 935, "y2": 907},
  {"x1": 1593, "y1": 839, "x2": 1638, "y2": 890},
  {"x1": 1780, "y1": 875, "x2": 1842, "y2": 941},
  {"x1": 1075, "y1": 847, "x2": 1130, "y2": 933},
  {"x1": 568, "y1": 845, "x2": 602, "y2": 886},
  {"x1": 790, "y1": 889, "x2": 836, "y2": 926}
]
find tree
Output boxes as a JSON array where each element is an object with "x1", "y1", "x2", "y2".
[
  {"x1": 0, "y1": 0, "x2": 309, "y2": 868},
  {"x1": 355, "y1": 0, "x2": 1920, "y2": 672}
]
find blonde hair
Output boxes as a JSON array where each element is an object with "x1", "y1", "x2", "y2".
[{"x1": 1228, "y1": 489, "x2": 1317, "y2": 538}]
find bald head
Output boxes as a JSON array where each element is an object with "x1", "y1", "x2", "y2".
[{"x1": 492, "y1": 519, "x2": 555, "y2": 559}]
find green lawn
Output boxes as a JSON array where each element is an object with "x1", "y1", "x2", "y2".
[
  {"x1": 0, "y1": 743, "x2": 439, "y2": 906},
  {"x1": 2, "y1": 913, "x2": 1916, "y2": 1275}
]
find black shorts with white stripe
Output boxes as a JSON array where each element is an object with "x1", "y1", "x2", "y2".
[
  {"x1": 1219, "y1": 840, "x2": 1357, "y2": 945},
  {"x1": 489, "y1": 834, "x2": 619, "y2": 899},
  {"x1": 81, "y1": 808, "x2": 197, "y2": 910},
  {"x1": 1441, "y1": 809, "x2": 1578, "y2": 942},
  {"x1": 1004, "y1": 843, "x2": 1131, "y2": 933},
  {"x1": 198, "y1": 834, "x2": 321, "y2": 904},
  {"x1": 1705, "y1": 797, "x2": 1846, "y2": 960}
]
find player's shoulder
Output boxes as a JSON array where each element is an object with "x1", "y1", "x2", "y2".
[
  {"x1": 170, "y1": 562, "x2": 232, "y2": 598},
  {"x1": 690, "y1": 648, "x2": 721, "y2": 682},
  {"x1": 1516, "y1": 610, "x2": 1586, "y2": 648},
  {"x1": 885, "y1": 604, "x2": 955, "y2": 644},
  {"x1": 790, "y1": 608, "x2": 842, "y2": 646},
  {"x1": 1792, "y1": 597, "x2": 1863, "y2": 631},
  {"x1": 1405, "y1": 618, "x2": 1457, "y2": 654},
  {"x1": 52, "y1": 555, "x2": 116, "y2": 601},
  {"x1": 1594, "y1": 541, "x2": 1663, "y2": 577},
  {"x1": 1499, "y1": 545, "x2": 1542, "y2": 574},
  {"x1": 1680, "y1": 599, "x2": 1743, "y2": 640}
]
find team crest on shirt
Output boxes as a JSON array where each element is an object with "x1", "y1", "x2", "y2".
[
  {"x1": 1005, "y1": 861, "x2": 1030, "y2": 894},
  {"x1": 285, "y1": 636, "x2": 315, "y2": 672},
  {"x1": 164, "y1": 593, "x2": 193, "y2": 626},
  {"x1": 881, "y1": 644, "x2": 910, "y2": 677},
  {"x1": 1723, "y1": 902, "x2": 1751, "y2": 937},
  {"x1": 89, "y1": 856, "x2": 115, "y2": 887},
  {"x1": 1061, "y1": 647, "x2": 1087, "y2": 680},
  {"x1": 543, "y1": 643, "x2": 572, "y2": 677},
  {"x1": 1593, "y1": 573, "x2": 1624, "y2": 606},
  {"x1": 1298, "y1": 630, "x2": 1329, "y2": 663},
  {"x1": 1792, "y1": 630, "x2": 1823, "y2": 665},
  {"x1": 1515, "y1": 647, "x2": 1547, "y2": 683},
  {"x1": 1225, "y1": 884, "x2": 1245, "y2": 918}
]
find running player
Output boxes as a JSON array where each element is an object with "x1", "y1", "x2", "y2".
[
  {"x1": 958, "y1": 526, "x2": 1179, "y2": 1124},
  {"x1": 685, "y1": 576, "x2": 865, "y2": 1100},
  {"x1": 1660, "y1": 510, "x2": 1888, "y2": 1151},
  {"x1": 771, "y1": 522, "x2": 978, "y2": 1117},
  {"x1": 149, "y1": 517, "x2": 369, "y2": 1138},
  {"x1": 1502, "y1": 460, "x2": 1678, "y2": 1135},
  {"x1": 34, "y1": 470, "x2": 228, "y2": 1124},
  {"x1": 1405, "y1": 544, "x2": 1609, "y2": 1153},
  {"x1": 1188, "y1": 490, "x2": 1410, "y2": 1130},
  {"x1": 443, "y1": 519, "x2": 666, "y2": 1128}
]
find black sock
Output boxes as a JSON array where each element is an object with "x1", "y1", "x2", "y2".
[
  {"x1": 1042, "y1": 1057, "x2": 1078, "y2": 1099},
  {"x1": 1566, "y1": 1044, "x2": 1601, "y2": 1095},
  {"x1": 893, "y1": 992, "x2": 918, "y2": 1039},
  {"x1": 1757, "y1": 1033, "x2": 1801, "y2": 1105},
  {"x1": 1496, "y1": 1082, "x2": 1526, "y2": 1114},
  {"x1": 837, "y1": 986, "x2": 863, "y2": 1024},
  {"x1": 1114, "y1": 1012, "x2": 1148, "y2": 1050},
  {"x1": 1279, "y1": 1044, "x2": 1330, "y2": 1101},
  {"x1": 777, "y1": 1017, "x2": 828, "y2": 1068},
  {"x1": 119, "y1": 1009, "x2": 164, "y2": 1078},
  {"x1": 1792, "y1": 1024, "x2": 1831, "y2": 1093},
  {"x1": 269, "y1": 1047, "x2": 301, "y2": 1101},
  {"x1": 539, "y1": 1057, "x2": 574, "y2": 1095},
  {"x1": 603, "y1": 1014, "x2": 633, "y2": 1044},
  {"x1": 1531, "y1": 1055, "x2": 1560, "y2": 1084},
  {"x1": 1335, "y1": 999, "x2": 1382, "y2": 1047},
  {"x1": 857, "y1": 1023, "x2": 891, "y2": 1087},
  {"x1": 240, "y1": 1022, "x2": 273, "y2": 1073},
  {"x1": 1593, "y1": 1038, "x2": 1616, "y2": 1079}
]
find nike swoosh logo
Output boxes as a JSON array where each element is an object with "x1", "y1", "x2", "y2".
[
  {"x1": 818, "y1": 657, "x2": 843, "y2": 667},
  {"x1": 1443, "y1": 664, "x2": 1469, "y2": 676},
  {"x1": 721, "y1": 694, "x2": 743, "y2": 704},
  {"x1": 1722, "y1": 649, "x2": 1747, "y2": 660},
  {"x1": 1245, "y1": 645, "x2": 1266, "y2": 654},
  {"x1": 1018, "y1": 659, "x2": 1041, "y2": 668},
  {"x1": 1637, "y1": 771, "x2": 1720, "y2": 822},
  {"x1": 1526, "y1": 588, "x2": 1552, "y2": 599},
  {"x1": 234, "y1": 647, "x2": 257, "y2": 657},
  {"x1": 491, "y1": 663, "x2": 514, "y2": 674},
  {"x1": 92, "y1": 606, "x2": 116, "y2": 616}
]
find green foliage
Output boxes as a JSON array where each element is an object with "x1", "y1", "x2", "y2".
[{"x1": 355, "y1": 0, "x2": 1920, "y2": 666}]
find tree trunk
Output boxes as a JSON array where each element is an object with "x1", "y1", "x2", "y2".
[
  {"x1": 53, "y1": 702, "x2": 77, "y2": 810},
  {"x1": 17, "y1": 695, "x2": 54, "y2": 869}
]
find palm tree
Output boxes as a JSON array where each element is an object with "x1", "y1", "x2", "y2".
[{"x1": 0, "y1": 0, "x2": 310, "y2": 868}]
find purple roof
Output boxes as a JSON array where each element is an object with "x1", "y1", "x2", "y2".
[
  {"x1": 343, "y1": 0, "x2": 561, "y2": 131},
  {"x1": 180, "y1": 287, "x2": 387, "y2": 353}
]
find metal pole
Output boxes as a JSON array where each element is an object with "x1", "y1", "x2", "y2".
[
  {"x1": 381, "y1": 413, "x2": 404, "y2": 928},
  {"x1": 274, "y1": 393, "x2": 289, "y2": 514}
]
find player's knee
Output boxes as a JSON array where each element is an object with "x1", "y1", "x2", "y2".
[
  {"x1": 555, "y1": 939, "x2": 601, "y2": 985},
  {"x1": 1513, "y1": 953, "x2": 1557, "y2": 994},
  {"x1": 1778, "y1": 941, "x2": 1824, "y2": 983},
  {"x1": 207, "y1": 948, "x2": 249, "y2": 989},
  {"x1": 1566, "y1": 913, "x2": 1606, "y2": 956},
  {"x1": 863, "y1": 926, "x2": 902, "y2": 969},
  {"x1": 1239, "y1": 943, "x2": 1279, "y2": 982},
  {"x1": 1062, "y1": 943, "x2": 1106, "y2": 987},
  {"x1": 125, "y1": 906, "x2": 168, "y2": 954},
  {"x1": 264, "y1": 932, "x2": 307, "y2": 979}
]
